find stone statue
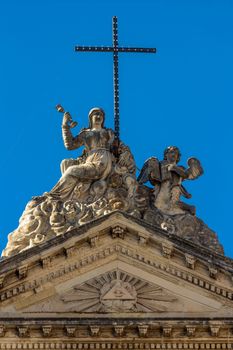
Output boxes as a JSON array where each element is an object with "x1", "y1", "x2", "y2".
[
  {"x1": 2, "y1": 111, "x2": 223, "y2": 257},
  {"x1": 46, "y1": 107, "x2": 138, "y2": 205},
  {"x1": 136, "y1": 146, "x2": 222, "y2": 253},
  {"x1": 2, "y1": 107, "x2": 137, "y2": 256},
  {"x1": 48, "y1": 107, "x2": 115, "y2": 201},
  {"x1": 138, "y1": 146, "x2": 203, "y2": 215}
]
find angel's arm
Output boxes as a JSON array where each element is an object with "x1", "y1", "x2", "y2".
[{"x1": 169, "y1": 165, "x2": 188, "y2": 179}]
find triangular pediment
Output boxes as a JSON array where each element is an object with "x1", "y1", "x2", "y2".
[
  {"x1": 0, "y1": 212, "x2": 233, "y2": 319},
  {"x1": 56, "y1": 268, "x2": 178, "y2": 313},
  {"x1": 1, "y1": 260, "x2": 232, "y2": 318}
]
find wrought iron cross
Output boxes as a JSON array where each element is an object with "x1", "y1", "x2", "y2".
[{"x1": 75, "y1": 16, "x2": 156, "y2": 141}]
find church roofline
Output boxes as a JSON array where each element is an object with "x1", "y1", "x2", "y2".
[
  {"x1": 0, "y1": 211, "x2": 232, "y2": 274},
  {"x1": 1, "y1": 316, "x2": 233, "y2": 322}
]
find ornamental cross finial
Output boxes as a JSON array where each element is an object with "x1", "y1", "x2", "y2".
[{"x1": 75, "y1": 16, "x2": 156, "y2": 140}]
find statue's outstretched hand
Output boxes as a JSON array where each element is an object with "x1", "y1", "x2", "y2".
[{"x1": 62, "y1": 112, "x2": 72, "y2": 126}]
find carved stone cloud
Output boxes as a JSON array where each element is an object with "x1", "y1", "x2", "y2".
[{"x1": 2, "y1": 108, "x2": 224, "y2": 257}]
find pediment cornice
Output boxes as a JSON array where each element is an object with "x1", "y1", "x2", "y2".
[
  {"x1": 1, "y1": 212, "x2": 232, "y2": 272},
  {"x1": 0, "y1": 318, "x2": 233, "y2": 346},
  {"x1": 0, "y1": 212, "x2": 233, "y2": 308}
]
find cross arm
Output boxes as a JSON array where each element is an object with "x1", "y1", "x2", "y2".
[
  {"x1": 75, "y1": 46, "x2": 114, "y2": 52},
  {"x1": 75, "y1": 46, "x2": 156, "y2": 53},
  {"x1": 117, "y1": 47, "x2": 156, "y2": 53}
]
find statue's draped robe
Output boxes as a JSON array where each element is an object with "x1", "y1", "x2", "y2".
[{"x1": 49, "y1": 126, "x2": 115, "y2": 200}]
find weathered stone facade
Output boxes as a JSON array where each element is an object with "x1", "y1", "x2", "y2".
[
  {"x1": 1, "y1": 105, "x2": 232, "y2": 348},
  {"x1": 0, "y1": 212, "x2": 233, "y2": 348},
  {"x1": 2, "y1": 108, "x2": 223, "y2": 257}
]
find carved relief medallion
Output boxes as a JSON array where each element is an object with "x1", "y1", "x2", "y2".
[
  {"x1": 100, "y1": 279, "x2": 136, "y2": 312},
  {"x1": 61, "y1": 270, "x2": 176, "y2": 313}
]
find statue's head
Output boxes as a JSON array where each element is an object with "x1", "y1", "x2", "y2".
[
  {"x1": 164, "y1": 146, "x2": 181, "y2": 163},
  {"x1": 88, "y1": 107, "x2": 105, "y2": 129}
]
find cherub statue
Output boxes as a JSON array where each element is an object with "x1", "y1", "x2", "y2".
[{"x1": 138, "y1": 146, "x2": 203, "y2": 215}]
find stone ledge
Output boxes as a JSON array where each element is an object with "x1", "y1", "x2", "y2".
[
  {"x1": 0, "y1": 320, "x2": 232, "y2": 339},
  {"x1": 0, "y1": 242, "x2": 232, "y2": 304},
  {"x1": 1, "y1": 211, "x2": 232, "y2": 275},
  {"x1": 0, "y1": 341, "x2": 232, "y2": 350}
]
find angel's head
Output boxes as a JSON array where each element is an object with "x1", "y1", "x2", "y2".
[{"x1": 164, "y1": 146, "x2": 181, "y2": 164}]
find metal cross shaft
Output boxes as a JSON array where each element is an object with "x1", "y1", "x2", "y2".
[{"x1": 75, "y1": 16, "x2": 156, "y2": 141}]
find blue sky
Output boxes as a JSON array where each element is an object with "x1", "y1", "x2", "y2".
[{"x1": 0, "y1": 0, "x2": 233, "y2": 256}]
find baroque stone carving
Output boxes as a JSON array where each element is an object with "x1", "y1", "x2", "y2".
[
  {"x1": 17, "y1": 326, "x2": 29, "y2": 337},
  {"x1": 88, "y1": 235, "x2": 99, "y2": 248},
  {"x1": 64, "y1": 246, "x2": 76, "y2": 258},
  {"x1": 90, "y1": 326, "x2": 100, "y2": 337},
  {"x1": 111, "y1": 226, "x2": 126, "y2": 239},
  {"x1": 143, "y1": 208, "x2": 223, "y2": 254},
  {"x1": 61, "y1": 269, "x2": 176, "y2": 313},
  {"x1": 209, "y1": 322, "x2": 221, "y2": 337},
  {"x1": 3, "y1": 108, "x2": 137, "y2": 257},
  {"x1": 41, "y1": 257, "x2": 52, "y2": 269},
  {"x1": 42, "y1": 325, "x2": 52, "y2": 337},
  {"x1": 1, "y1": 241, "x2": 232, "y2": 306},
  {"x1": 138, "y1": 325, "x2": 149, "y2": 337},
  {"x1": 0, "y1": 276, "x2": 5, "y2": 289},
  {"x1": 2, "y1": 108, "x2": 224, "y2": 257},
  {"x1": 138, "y1": 147, "x2": 223, "y2": 254},
  {"x1": 209, "y1": 267, "x2": 218, "y2": 279},
  {"x1": 138, "y1": 146, "x2": 203, "y2": 215},
  {"x1": 0, "y1": 342, "x2": 231, "y2": 350},
  {"x1": 186, "y1": 325, "x2": 196, "y2": 336},
  {"x1": 185, "y1": 254, "x2": 196, "y2": 270},
  {"x1": 0, "y1": 326, "x2": 5, "y2": 337},
  {"x1": 17, "y1": 265, "x2": 28, "y2": 279},
  {"x1": 65, "y1": 326, "x2": 76, "y2": 337},
  {"x1": 138, "y1": 232, "x2": 149, "y2": 245},
  {"x1": 114, "y1": 325, "x2": 124, "y2": 337},
  {"x1": 161, "y1": 242, "x2": 173, "y2": 258},
  {"x1": 162, "y1": 325, "x2": 172, "y2": 337}
]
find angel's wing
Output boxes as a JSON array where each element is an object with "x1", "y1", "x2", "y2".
[
  {"x1": 137, "y1": 157, "x2": 161, "y2": 185},
  {"x1": 186, "y1": 157, "x2": 204, "y2": 180}
]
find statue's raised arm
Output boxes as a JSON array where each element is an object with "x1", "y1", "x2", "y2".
[
  {"x1": 61, "y1": 111, "x2": 84, "y2": 151},
  {"x1": 55, "y1": 104, "x2": 82, "y2": 151}
]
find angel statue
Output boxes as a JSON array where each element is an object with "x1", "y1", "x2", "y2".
[{"x1": 138, "y1": 146, "x2": 203, "y2": 215}]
